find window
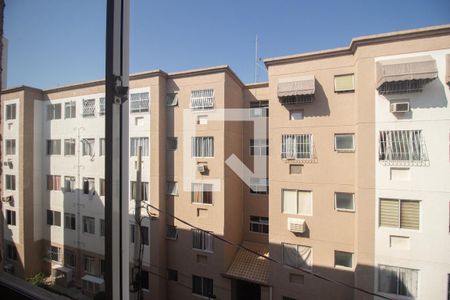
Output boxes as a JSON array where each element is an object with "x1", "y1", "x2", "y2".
[
  {"x1": 249, "y1": 178, "x2": 268, "y2": 194},
  {"x1": 197, "y1": 115, "x2": 208, "y2": 125},
  {"x1": 192, "y1": 229, "x2": 214, "y2": 252},
  {"x1": 281, "y1": 134, "x2": 313, "y2": 160},
  {"x1": 167, "y1": 137, "x2": 177, "y2": 151},
  {"x1": 5, "y1": 104, "x2": 16, "y2": 120},
  {"x1": 47, "y1": 103, "x2": 62, "y2": 120},
  {"x1": 64, "y1": 176, "x2": 76, "y2": 192},
  {"x1": 83, "y1": 216, "x2": 95, "y2": 234},
  {"x1": 65, "y1": 101, "x2": 76, "y2": 119},
  {"x1": 250, "y1": 139, "x2": 268, "y2": 156},
  {"x1": 168, "y1": 269, "x2": 178, "y2": 281},
  {"x1": 6, "y1": 244, "x2": 17, "y2": 261},
  {"x1": 47, "y1": 139, "x2": 61, "y2": 155},
  {"x1": 379, "y1": 130, "x2": 427, "y2": 162},
  {"x1": 335, "y1": 134, "x2": 354, "y2": 152},
  {"x1": 289, "y1": 164, "x2": 302, "y2": 175},
  {"x1": 64, "y1": 250, "x2": 76, "y2": 268},
  {"x1": 99, "y1": 97, "x2": 105, "y2": 115},
  {"x1": 167, "y1": 181, "x2": 178, "y2": 196},
  {"x1": 47, "y1": 210, "x2": 61, "y2": 226},
  {"x1": 192, "y1": 275, "x2": 214, "y2": 297},
  {"x1": 5, "y1": 174, "x2": 15, "y2": 190},
  {"x1": 99, "y1": 138, "x2": 105, "y2": 156},
  {"x1": 190, "y1": 89, "x2": 214, "y2": 110},
  {"x1": 82, "y1": 99, "x2": 96, "y2": 117},
  {"x1": 192, "y1": 136, "x2": 214, "y2": 157},
  {"x1": 6, "y1": 210, "x2": 16, "y2": 226},
  {"x1": 130, "y1": 181, "x2": 149, "y2": 201},
  {"x1": 249, "y1": 216, "x2": 268, "y2": 234},
  {"x1": 282, "y1": 243, "x2": 312, "y2": 270},
  {"x1": 141, "y1": 270, "x2": 149, "y2": 290},
  {"x1": 48, "y1": 246, "x2": 61, "y2": 262},
  {"x1": 166, "y1": 225, "x2": 178, "y2": 239},
  {"x1": 282, "y1": 189, "x2": 313, "y2": 215},
  {"x1": 83, "y1": 255, "x2": 96, "y2": 274},
  {"x1": 130, "y1": 92, "x2": 149, "y2": 113},
  {"x1": 192, "y1": 183, "x2": 213, "y2": 204},
  {"x1": 47, "y1": 175, "x2": 61, "y2": 191},
  {"x1": 130, "y1": 137, "x2": 149, "y2": 156},
  {"x1": 64, "y1": 213, "x2": 76, "y2": 230},
  {"x1": 100, "y1": 219, "x2": 105, "y2": 237},
  {"x1": 334, "y1": 74, "x2": 354, "y2": 92},
  {"x1": 290, "y1": 110, "x2": 303, "y2": 120},
  {"x1": 250, "y1": 100, "x2": 269, "y2": 117},
  {"x1": 166, "y1": 92, "x2": 178, "y2": 107},
  {"x1": 378, "y1": 265, "x2": 418, "y2": 298},
  {"x1": 335, "y1": 192, "x2": 355, "y2": 212},
  {"x1": 100, "y1": 179, "x2": 105, "y2": 196},
  {"x1": 5, "y1": 139, "x2": 16, "y2": 155},
  {"x1": 82, "y1": 138, "x2": 95, "y2": 156},
  {"x1": 130, "y1": 224, "x2": 149, "y2": 245},
  {"x1": 379, "y1": 199, "x2": 420, "y2": 230},
  {"x1": 83, "y1": 178, "x2": 95, "y2": 194},
  {"x1": 335, "y1": 251, "x2": 353, "y2": 268},
  {"x1": 64, "y1": 139, "x2": 76, "y2": 155}
]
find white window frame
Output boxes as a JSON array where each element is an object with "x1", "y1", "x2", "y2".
[
  {"x1": 99, "y1": 138, "x2": 106, "y2": 156},
  {"x1": 334, "y1": 74, "x2": 355, "y2": 92},
  {"x1": 64, "y1": 139, "x2": 76, "y2": 156},
  {"x1": 282, "y1": 189, "x2": 313, "y2": 216},
  {"x1": 192, "y1": 229, "x2": 214, "y2": 252},
  {"x1": 334, "y1": 134, "x2": 355, "y2": 152},
  {"x1": 130, "y1": 92, "x2": 149, "y2": 113},
  {"x1": 379, "y1": 130, "x2": 427, "y2": 162},
  {"x1": 5, "y1": 174, "x2": 15, "y2": 190},
  {"x1": 82, "y1": 99, "x2": 96, "y2": 117},
  {"x1": 190, "y1": 89, "x2": 215, "y2": 110},
  {"x1": 192, "y1": 136, "x2": 214, "y2": 158},
  {"x1": 281, "y1": 134, "x2": 313, "y2": 160},
  {"x1": 47, "y1": 103, "x2": 62, "y2": 120},
  {"x1": 5, "y1": 104, "x2": 16, "y2": 120},
  {"x1": 249, "y1": 178, "x2": 268, "y2": 194},
  {"x1": 334, "y1": 192, "x2": 355, "y2": 212},
  {"x1": 47, "y1": 210, "x2": 61, "y2": 226},
  {"x1": 64, "y1": 101, "x2": 76, "y2": 119},
  {"x1": 249, "y1": 101, "x2": 268, "y2": 117},
  {"x1": 48, "y1": 246, "x2": 61, "y2": 262},
  {"x1": 130, "y1": 181, "x2": 149, "y2": 201},
  {"x1": 250, "y1": 139, "x2": 268, "y2": 156},
  {"x1": 130, "y1": 137, "x2": 149, "y2": 156},
  {"x1": 83, "y1": 177, "x2": 95, "y2": 194},
  {"x1": 5, "y1": 139, "x2": 16, "y2": 155},
  {"x1": 167, "y1": 181, "x2": 178, "y2": 196},
  {"x1": 82, "y1": 216, "x2": 95, "y2": 234}
]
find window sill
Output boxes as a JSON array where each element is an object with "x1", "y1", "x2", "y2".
[
  {"x1": 335, "y1": 208, "x2": 355, "y2": 213},
  {"x1": 335, "y1": 149, "x2": 355, "y2": 153},
  {"x1": 192, "y1": 202, "x2": 213, "y2": 206},
  {"x1": 334, "y1": 265, "x2": 353, "y2": 271},
  {"x1": 193, "y1": 248, "x2": 214, "y2": 254}
]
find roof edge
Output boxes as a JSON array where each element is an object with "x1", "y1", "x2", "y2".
[
  {"x1": 1, "y1": 85, "x2": 43, "y2": 95},
  {"x1": 264, "y1": 24, "x2": 450, "y2": 67},
  {"x1": 168, "y1": 65, "x2": 245, "y2": 88},
  {"x1": 245, "y1": 82, "x2": 269, "y2": 89}
]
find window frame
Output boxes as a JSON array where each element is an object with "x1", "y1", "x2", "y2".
[
  {"x1": 192, "y1": 136, "x2": 214, "y2": 158},
  {"x1": 6, "y1": 209, "x2": 16, "y2": 226},
  {"x1": 281, "y1": 134, "x2": 313, "y2": 160},
  {"x1": 46, "y1": 210, "x2": 61, "y2": 227},
  {"x1": 82, "y1": 216, "x2": 96, "y2": 234},
  {"x1": 249, "y1": 139, "x2": 269, "y2": 156},
  {"x1": 334, "y1": 74, "x2": 355, "y2": 93},
  {"x1": 5, "y1": 174, "x2": 16, "y2": 190},
  {"x1": 334, "y1": 134, "x2": 355, "y2": 152},
  {"x1": 64, "y1": 213, "x2": 76, "y2": 230},
  {"x1": 289, "y1": 110, "x2": 304, "y2": 121},
  {"x1": 5, "y1": 139, "x2": 16, "y2": 155},
  {"x1": 64, "y1": 101, "x2": 76, "y2": 119},
  {"x1": 5, "y1": 103, "x2": 16, "y2": 121},
  {"x1": 191, "y1": 183, "x2": 213, "y2": 205},
  {"x1": 334, "y1": 251, "x2": 353, "y2": 269},
  {"x1": 249, "y1": 216, "x2": 269, "y2": 234},
  {"x1": 130, "y1": 92, "x2": 150, "y2": 113},
  {"x1": 47, "y1": 139, "x2": 61, "y2": 155},
  {"x1": 282, "y1": 243, "x2": 312, "y2": 270},
  {"x1": 192, "y1": 275, "x2": 214, "y2": 298},
  {"x1": 190, "y1": 89, "x2": 215, "y2": 110},
  {"x1": 47, "y1": 103, "x2": 62, "y2": 120},
  {"x1": 192, "y1": 229, "x2": 214, "y2": 252},
  {"x1": 282, "y1": 189, "x2": 313, "y2": 216},
  {"x1": 379, "y1": 198, "x2": 420, "y2": 230},
  {"x1": 334, "y1": 192, "x2": 355, "y2": 212}
]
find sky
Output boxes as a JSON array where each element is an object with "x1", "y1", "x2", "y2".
[{"x1": 4, "y1": 0, "x2": 450, "y2": 89}]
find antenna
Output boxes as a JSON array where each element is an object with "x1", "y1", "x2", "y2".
[{"x1": 254, "y1": 34, "x2": 258, "y2": 83}]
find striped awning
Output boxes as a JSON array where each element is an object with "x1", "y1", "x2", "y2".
[
  {"x1": 376, "y1": 55, "x2": 438, "y2": 89},
  {"x1": 278, "y1": 75, "x2": 315, "y2": 97},
  {"x1": 225, "y1": 241, "x2": 270, "y2": 285}
]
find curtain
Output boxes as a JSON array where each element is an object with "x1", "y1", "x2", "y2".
[
  {"x1": 283, "y1": 243, "x2": 298, "y2": 267},
  {"x1": 298, "y1": 245, "x2": 312, "y2": 269},
  {"x1": 378, "y1": 265, "x2": 398, "y2": 294},
  {"x1": 398, "y1": 267, "x2": 418, "y2": 297},
  {"x1": 282, "y1": 190, "x2": 297, "y2": 214}
]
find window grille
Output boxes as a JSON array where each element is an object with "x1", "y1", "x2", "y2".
[
  {"x1": 130, "y1": 92, "x2": 149, "y2": 113},
  {"x1": 378, "y1": 79, "x2": 429, "y2": 95},
  {"x1": 250, "y1": 139, "x2": 268, "y2": 156},
  {"x1": 281, "y1": 134, "x2": 313, "y2": 160},
  {"x1": 99, "y1": 97, "x2": 105, "y2": 115},
  {"x1": 64, "y1": 213, "x2": 76, "y2": 230},
  {"x1": 249, "y1": 100, "x2": 269, "y2": 117},
  {"x1": 47, "y1": 246, "x2": 61, "y2": 262},
  {"x1": 249, "y1": 178, "x2": 268, "y2": 194},
  {"x1": 192, "y1": 229, "x2": 214, "y2": 252},
  {"x1": 190, "y1": 89, "x2": 214, "y2": 110},
  {"x1": 82, "y1": 99, "x2": 96, "y2": 117},
  {"x1": 280, "y1": 94, "x2": 313, "y2": 105},
  {"x1": 192, "y1": 136, "x2": 214, "y2": 157},
  {"x1": 379, "y1": 130, "x2": 427, "y2": 163}
]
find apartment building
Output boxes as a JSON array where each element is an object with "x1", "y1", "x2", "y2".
[{"x1": 1, "y1": 25, "x2": 450, "y2": 300}]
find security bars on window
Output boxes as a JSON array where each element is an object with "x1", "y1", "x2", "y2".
[
  {"x1": 379, "y1": 130, "x2": 427, "y2": 162},
  {"x1": 192, "y1": 137, "x2": 214, "y2": 157},
  {"x1": 190, "y1": 89, "x2": 214, "y2": 110},
  {"x1": 281, "y1": 134, "x2": 313, "y2": 160},
  {"x1": 378, "y1": 79, "x2": 430, "y2": 95},
  {"x1": 82, "y1": 99, "x2": 96, "y2": 117},
  {"x1": 130, "y1": 92, "x2": 149, "y2": 113}
]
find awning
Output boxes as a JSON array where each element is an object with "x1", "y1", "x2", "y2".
[
  {"x1": 376, "y1": 55, "x2": 438, "y2": 89},
  {"x1": 52, "y1": 265, "x2": 71, "y2": 273},
  {"x1": 446, "y1": 54, "x2": 450, "y2": 85},
  {"x1": 278, "y1": 75, "x2": 315, "y2": 97},
  {"x1": 81, "y1": 274, "x2": 104, "y2": 285},
  {"x1": 225, "y1": 241, "x2": 269, "y2": 285}
]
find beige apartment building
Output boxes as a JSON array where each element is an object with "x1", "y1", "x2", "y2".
[{"x1": 2, "y1": 25, "x2": 450, "y2": 300}]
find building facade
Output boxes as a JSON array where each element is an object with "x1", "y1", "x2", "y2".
[{"x1": 1, "y1": 25, "x2": 450, "y2": 300}]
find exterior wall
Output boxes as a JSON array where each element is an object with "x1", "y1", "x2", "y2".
[{"x1": 374, "y1": 49, "x2": 450, "y2": 300}]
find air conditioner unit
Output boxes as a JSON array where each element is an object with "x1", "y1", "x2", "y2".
[
  {"x1": 197, "y1": 164, "x2": 206, "y2": 173},
  {"x1": 390, "y1": 102, "x2": 410, "y2": 113},
  {"x1": 2, "y1": 195, "x2": 13, "y2": 204},
  {"x1": 288, "y1": 218, "x2": 306, "y2": 233}
]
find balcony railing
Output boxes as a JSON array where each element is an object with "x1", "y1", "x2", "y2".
[{"x1": 190, "y1": 89, "x2": 215, "y2": 110}]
